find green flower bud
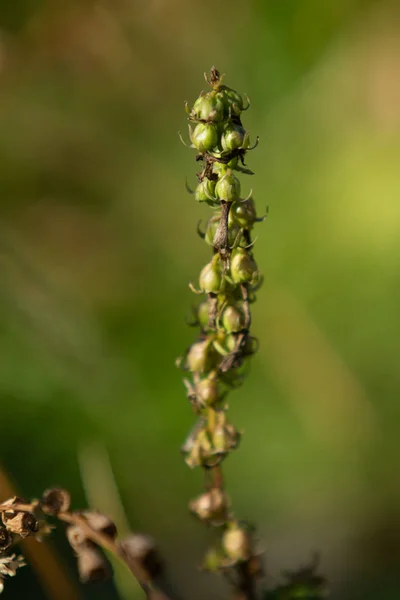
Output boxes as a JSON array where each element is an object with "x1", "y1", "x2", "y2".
[
  {"x1": 230, "y1": 199, "x2": 257, "y2": 229},
  {"x1": 199, "y1": 255, "x2": 222, "y2": 293},
  {"x1": 215, "y1": 170, "x2": 241, "y2": 202},
  {"x1": 196, "y1": 378, "x2": 222, "y2": 406},
  {"x1": 221, "y1": 305, "x2": 245, "y2": 333},
  {"x1": 191, "y1": 123, "x2": 218, "y2": 153},
  {"x1": 191, "y1": 91, "x2": 224, "y2": 122},
  {"x1": 186, "y1": 340, "x2": 216, "y2": 374},
  {"x1": 222, "y1": 523, "x2": 252, "y2": 562},
  {"x1": 230, "y1": 248, "x2": 258, "y2": 284},
  {"x1": 221, "y1": 123, "x2": 249, "y2": 152},
  {"x1": 194, "y1": 179, "x2": 216, "y2": 203}
]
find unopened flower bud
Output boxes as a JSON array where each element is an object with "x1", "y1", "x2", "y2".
[
  {"x1": 215, "y1": 171, "x2": 241, "y2": 202},
  {"x1": 221, "y1": 123, "x2": 249, "y2": 152},
  {"x1": 77, "y1": 547, "x2": 111, "y2": 583},
  {"x1": 186, "y1": 340, "x2": 216, "y2": 374},
  {"x1": 230, "y1": 199, "x2": 257, "y2": 229},
  {"x1": 199, "y1": 256, "x2": 222, "y2": 294},
  {"x1": 82, "y1": 511, "x2": 117, "y2": 539},
  {"x1": 222, "y1": 523, "x2": 252, "y2": 562},
  {"x1": 230, "y1": 248, "x2": 258, "y2": 284},
  {"x1": 189, "y1": 488, "x2": 229, "y2": 523},
  {"x1": 191, "y1": 123, "x2": 218, "y2": 153},
  {"x1": 191, "y1": 91, "x2": 224, "y2": 123},
  {"x1": 222, "y1": 305, "x2": 245, "y2": 334},
  {"x1": 40, "y1": 488, "x2": 71, "y2": 515},
  {"x1": 118, "y1": 533, "x2": 163, "y2": 578}
]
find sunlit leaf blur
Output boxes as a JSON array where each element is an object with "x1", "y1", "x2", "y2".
[{"x1": 0, "y1": 1, "x2": 400, "y2": 598}]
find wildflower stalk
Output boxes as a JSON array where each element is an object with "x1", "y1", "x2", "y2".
[
  {"x1": 0, "y1": 493, "x2": 180, "y2": 599},
  {"x1": 179, "y1": 67, "x2": 264, "y2": 598}
]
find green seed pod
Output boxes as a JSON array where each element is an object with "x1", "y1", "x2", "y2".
[
  {"x1": 194, "y1": 179, "x2": 216, "y2": 203},
  {"x1": 186, "y1": 340, "x2": 216, "y2": 374},
  {"x1": 215, "y1": 170, "x2": 241, "y2": 202},
  {"x1": 222, "y1": 523, "x2": 252, "y2": 562},
  {"x1": 221, "y1": 123, "x2": 249, "y2": 152},
  {"x1": 221, "y1": 305, "x2": 245, "y2": 333},
  {"x1": 191, "y1": 123, "x2": 218, "y2": 153},
  {"x1": 191, "y1": 91, "x2": 224, "y2": 123},
  {"x1": 230, "y1": 248, "x2": 258, "y2": 284},
  {"x1": 218, "y1": 88, "x2": 244, "y2": 117},
  {"x1": 203, "y1": 547, "x2": 225, "y2": 573},
  {"x1": 197, "y1": 300, "x2": 210, "y2": 330},
  {"x1": 199, "y1": 255, "x2": 222, "y2": 293},
  {"x1": 205, "y1": 217, "x2": 241, "y2": 248},
  {"x1": 230, "y1": 199, "x2": 257, "y2": 229},
  {"x1": 196, "y1": 378, "x2": 222, "y2": 406},
  {"x1": 225, "y1": 333, "x2": 258, "y2": 355}
]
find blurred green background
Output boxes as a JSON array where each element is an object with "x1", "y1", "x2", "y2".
[{"x1": 1, "y1": 0, "x2": 400, "y2": 598}]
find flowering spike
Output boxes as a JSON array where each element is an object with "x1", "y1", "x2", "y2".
[{"x1": 179, "y1": 68, "x2": 265, "y2": 590}]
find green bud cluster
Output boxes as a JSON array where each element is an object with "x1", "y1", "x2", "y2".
[{"x1": 178, "y1": 67, "x2": 265, "y2": 584}]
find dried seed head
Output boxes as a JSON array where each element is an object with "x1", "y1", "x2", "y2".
[
  {"x1": 66, "y1": 525, "x2": 90, "y2": 552},
  {"x1": 189, "y1": 488, "x2": 230, "y2": 524},
  {"x1": 40, "y1": 488, "x2": 71, "y2": 515},
  {"x1": 119, "y1": 534, "x2": 163, "y2": 578},
  {"x1": 82, "y1": 511, "x2": 117, "y2": 539},
  {"x1": 76, "y1": 547, "x2": 111, "y2": 583},
  {"x1": 1, "y1": 498, "x2": 38, "y2": 538},
  {"x1": 0, "y1": 527, "x2": 12, "y2": 551}
]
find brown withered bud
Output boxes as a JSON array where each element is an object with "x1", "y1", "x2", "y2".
[
  {"x1": 82, "y1": 511, "x2": 117, "y2": 539},
  {"x1": 76, "y1": 547, "x2": 111, "y2": 583},
  {"x1": 189, "y1": 488, "x2": 230, "y2": 524},
  {"x1": 66, "y1": 525, "x2": 91, "y2": 553},
  {"x1": 0, "y1": 526, "x2": 13, "y2": 551},
  {"x1": 1, "y1": 498, "x2": 38, "y2": 538},
  {"x1": 40, "y1": 488, "x2": 71, "y2": 515},
  {"x1": 118, "y1": 534, "x2": 163, "y2": 579}
]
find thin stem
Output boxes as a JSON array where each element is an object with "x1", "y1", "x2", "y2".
[{"x1": 0, "y1": 502, "x2": 180, "y2": 600}]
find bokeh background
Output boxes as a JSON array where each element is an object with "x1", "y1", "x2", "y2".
[{"x1": 1, "y1": 0, "x2": 400, "y2": 598}]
